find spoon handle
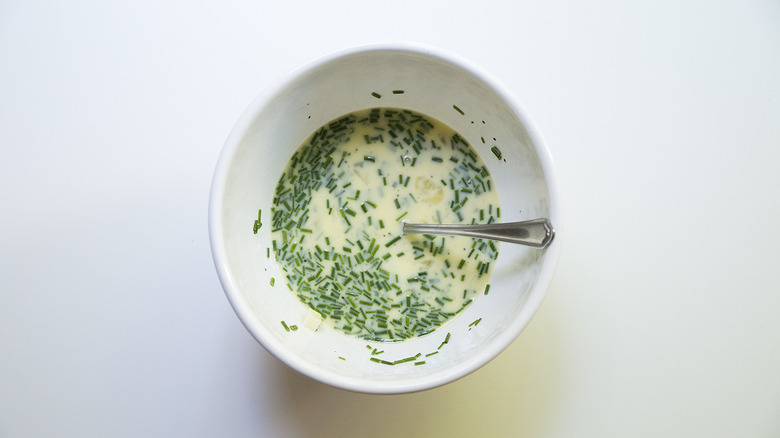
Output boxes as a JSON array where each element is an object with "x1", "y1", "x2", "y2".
[{"x1": 402, "y1": 219, "x2": 555, "y2": 248}]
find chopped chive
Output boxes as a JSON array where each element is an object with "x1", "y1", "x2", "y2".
[
  {"x1": 437, "y1": 332, "x2": 451, "y2": 350},
  {"x1": 453, "y1": 104, "x2": 464, "y2": 115},
  {"x1": 371, "y1": 92, "x2": 381, "y2": 99},
  {"x1": 393, "y1": 353, "x2": 421, "y2": 365},
  {"x1": 392, "y1": 90, "x2": 404, "y2": 94},
  {"x1": 491, "y1": 146, "x2": 502, "y2": 160},
  {"x1": 253, "y1": 209, "x2": 262, "y2": 234}
]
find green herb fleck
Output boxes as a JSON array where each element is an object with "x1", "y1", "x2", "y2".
[
  {"x1": 437, "y1": 332, "x2": 451, "y2": 350},
  {"x1": 253, "y1": 209, "x2": 262, "y2": 234}
]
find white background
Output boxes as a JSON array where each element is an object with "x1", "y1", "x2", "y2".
[{"x1": 2, "y1": 0, "x2": 779, "y2": 436}]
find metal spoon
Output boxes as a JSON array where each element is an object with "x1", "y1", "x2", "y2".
[{"x1": 402, "y1": 218, "x2": 555, "y2": 248}]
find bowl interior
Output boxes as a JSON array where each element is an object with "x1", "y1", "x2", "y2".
[{"x1": 211, "y1": 45, "x2": 559, "y2": 393}]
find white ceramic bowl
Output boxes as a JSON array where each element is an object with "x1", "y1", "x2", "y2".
[{"x1": 209, "y1": 42, "x2": 561, "y2": 394}]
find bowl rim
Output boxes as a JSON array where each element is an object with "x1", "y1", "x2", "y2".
[{"x1": 208, "y1": 41, "x2": 563, "y2": 394}]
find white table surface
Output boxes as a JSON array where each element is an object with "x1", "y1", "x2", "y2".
[{"x1": 2, "y1": 1, "x2": 779, "y2": 436}]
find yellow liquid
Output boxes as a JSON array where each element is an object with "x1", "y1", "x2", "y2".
[{"x1": 271, "y1": 108, "x2": 500, "y2": 342}]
